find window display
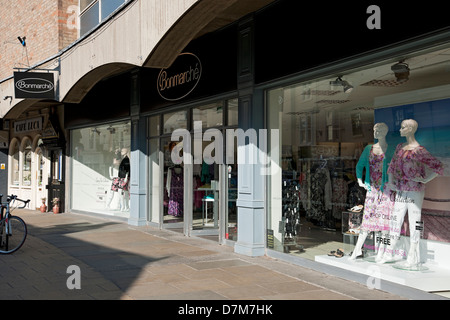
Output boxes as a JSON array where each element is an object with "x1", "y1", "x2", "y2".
[
  {"x1": 71, "y1": 122, "x2": 131, "y2": 217},
  {"x1": 266, "y1": 45, "x2": 450, "y2": 273}
]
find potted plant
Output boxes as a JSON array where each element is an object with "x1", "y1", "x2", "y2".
[
  {"x1": 52, "y1": 197, "x2": 60, "y2": 214},
  {"x1": 40, "y1": 197, "x2": 47, "y2": 213}
]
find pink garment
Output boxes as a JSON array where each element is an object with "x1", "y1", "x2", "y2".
[
  {"x1": 360, "y1": 147, "x2": 394, "y2": 232},
  {"x1": 388, "y1": 144, "x2": 444, "y2": 192}
]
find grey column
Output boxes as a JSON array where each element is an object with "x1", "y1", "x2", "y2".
[
  {"x1": 128, "y1": 70, "x2": 147, "y2": 226},
  {"x1": 234, "y1": 15, "x2": 266, "y2": 257}
]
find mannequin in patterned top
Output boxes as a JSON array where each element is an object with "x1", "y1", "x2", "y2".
[
  {"x1": 350, "y1": 123, "x2": 394, "y2": 260},
  {"x1": 379, "y1": 119, "x2": 444, "y2": 267}
]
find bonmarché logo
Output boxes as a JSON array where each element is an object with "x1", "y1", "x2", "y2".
[
  {"x1": 16, "y1": 78, "x2": 54, "y2": 94},
  {"x1": 157, "y1": 53, "x2": 202, "y2": 101}
]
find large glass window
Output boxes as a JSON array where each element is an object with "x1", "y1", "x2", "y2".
[
  {"x1": 22, "y1": 139, "x2": 32, "y2": 186},
  {"x1": 79, "y1": 0, "x2": 126, "y2": 36},
  {"x1": 71, "y1": 121, "x2": 131, "y2": 217},
  {"x1": 10, "y1": 141, "x2": 20, "y2": 186},
  {"x1": 267, "y1": 45, "x2": 450, "y2": 271}
]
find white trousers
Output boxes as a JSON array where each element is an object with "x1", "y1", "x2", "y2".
[{"x1": 390, "y1": 190, "x2": 424, "y2": 244}]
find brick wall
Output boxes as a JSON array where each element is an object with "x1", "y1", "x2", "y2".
[{"x1": 0, "y1": 0, "x2": 78, "y2": 80}]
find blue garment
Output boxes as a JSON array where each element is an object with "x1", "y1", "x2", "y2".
[{"x1": 356, "y1": 144, "x2": 394, "y2": 192}]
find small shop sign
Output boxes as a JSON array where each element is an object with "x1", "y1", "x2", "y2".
[
  {"x1": 14, "y1": 117, "x2": 43, "y2": 134},
  {"x1": 14, "y1": 72, "x2": 55, "y2": 100}
]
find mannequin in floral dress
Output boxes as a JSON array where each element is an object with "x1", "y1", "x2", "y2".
[
  {"x1": 379, "y1": 119, "x2": 444, "y2": 267},
  {"x1": 350, "y1": 123, "x2": 394, "y2": 260}
]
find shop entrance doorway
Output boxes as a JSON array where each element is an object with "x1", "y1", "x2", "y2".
[{"x1": 47, "y1": 148, "x2": 64, "y2": 212}]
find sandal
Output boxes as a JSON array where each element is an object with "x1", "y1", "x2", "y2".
[
  {"x1": 334, "y1": 249, "x2": 344, "y2": 258},
  {"x1": 327, "y1": 250, "x2": 336, "y2": 256},
  {"x1": 349, "y1": 205, "x2": 364, "y2": 213}
]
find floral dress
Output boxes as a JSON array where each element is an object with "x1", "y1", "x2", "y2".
[
  {"x1": 387, "y1": 144, "x2": 444, "y2": 192},
  {"x1": 360, "y1": 148, "x2": 394, "y2": 232},
  {"x1": 168, "y1": 169, "x2": 184, "y2": 217}
]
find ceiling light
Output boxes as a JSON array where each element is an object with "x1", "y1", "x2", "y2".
[
  {"x1": 330, "y1": 77, "x2": 354, "y2": 93},
  {"x1": 391, "y1": 61, "x2": 410, "y2": 83}
]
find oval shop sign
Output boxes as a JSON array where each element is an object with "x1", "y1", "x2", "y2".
[
  {"x1": 157, "y1": 53, "x2": 202, "y2": 101},
  {"x1": 14, "y1": 72, "x2": 55, "y2": 99}
]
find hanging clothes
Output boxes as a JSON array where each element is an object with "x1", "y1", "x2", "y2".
[
  {"x1": 167, "y1": 167, "x2": 184, "y2": 217},
  {"x1": 331, "y1": 175, "x2": 348, "y2": 219},
  {"x1": 307, "y1": 166, "x2": 332, "y2": 223}
]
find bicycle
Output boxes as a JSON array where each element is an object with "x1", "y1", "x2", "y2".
[{"x1": 0, "y1": 194, "x2": 30, "y2": 254}]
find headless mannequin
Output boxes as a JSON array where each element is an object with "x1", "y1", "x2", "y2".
[
  {"x1": 105, "y1": 156, "x2": 121, "y2": 209},
  {"x1": 350, "y1": 123, "x2": 390, "y2": 260},
  {"x1": 379, "y1": 119, "x2": 442, "y2": 267},
  {"x1": 118, "y1": 148, "x2": 130, "y2": 212}
]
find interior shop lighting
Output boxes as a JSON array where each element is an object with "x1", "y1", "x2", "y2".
[
  {"x1": 330, "y1": 77, "x2": 354, "y2": 93},
  {"x1": 391, "y1": 61, "x2": 410, "y2": 83}
]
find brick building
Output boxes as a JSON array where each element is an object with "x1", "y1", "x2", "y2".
[{"x1": 0, "y1": 0, "x2": 78, "y2": 80}]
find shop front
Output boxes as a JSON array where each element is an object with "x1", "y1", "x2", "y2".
[
  {"x1": 62, "y1": 0, "x2": 450, "y2": 293},
  {"x1": 7, "y1": 107, "x2": 64, "y2": 211},
  {"x1": 264, "y1": 42, "x2": 450, "y2": 292},
  {"x1": 66, "y1": 21, "x2": 240, "y2": 242}
]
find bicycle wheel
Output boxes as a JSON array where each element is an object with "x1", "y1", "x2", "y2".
[{"x1": 0, "y1": 216, "x2": 27, "y2": 254}]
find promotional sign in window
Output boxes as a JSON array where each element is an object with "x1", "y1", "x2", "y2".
[{"x1": 14, "y1": 72, "x2": 55, "y2": 100}]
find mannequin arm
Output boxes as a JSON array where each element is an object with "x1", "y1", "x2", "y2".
[
  {"x1": 412, "y1": 171, "x2": 438, "y2": 184},
  {"x1": 357, "y1": 178, "x2": 368, "y2": 190},
  {"x1": 384, "y1": 173, "x2": 396, "y2": 191}
]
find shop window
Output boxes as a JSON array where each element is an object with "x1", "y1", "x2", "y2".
[
  {"x1": 266, "y1": 45, "x2": 450, "y2": 272},
  {"x1": 22, "y1": 140, "x2": 32, "y2": 186},
  {"x1": 193, "y1": 102, "x2": 224, "y2": 129},
  {"x1": 227, "y1": 99, "x2": 239, "y2": 126},
  {"x1": 71, "y1": 121, "x2": 131, "y2": 217},
  {"x1": 148, "y1": 115, "x2": 160, "y2": 137},
  {"x1": 163, "y1": 111, "x2": 187, "y2": 134},
  {"x1": 37, "y1": 149, "x2": 44, "y2": 187},
  {"x1": 10, "y1": 141, "x2": 20, "y2": 186}
]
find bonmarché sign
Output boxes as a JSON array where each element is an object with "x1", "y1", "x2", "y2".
[
  {"x1": 157, "y1": 53, "x2": 202, "y2": 101},
  {"x1": 14, "y1": 72, "x2": 55, "y2": 99}
]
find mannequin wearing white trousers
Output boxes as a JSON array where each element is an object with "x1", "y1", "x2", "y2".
[{"x1": 378, "y1": 119, "x2": 443, "y2": 267}]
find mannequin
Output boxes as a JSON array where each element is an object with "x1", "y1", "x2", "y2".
[
  {"x1": 350, "y1": 123, "x2": 394, "y2": 260},
  {"x1": 105, "y1": 151, "x2": 121, "y2": 210},
  {"x1": 379, "y1": 119, "x2": 443, "y2": 267},
  {"x1": 118, "y1": 148, "x2": 130, "y2": 212},
  {"x1": 166, "y1": 142, "x2": 184, "y2": 217}
]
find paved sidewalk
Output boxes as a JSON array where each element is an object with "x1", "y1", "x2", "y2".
[{"x1": 0, "y1": 210, "x2": 442, "y2": 300}]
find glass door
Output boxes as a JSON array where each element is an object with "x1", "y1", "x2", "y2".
[
  {"x1": 147, "y1": 99, "x2": 238, "y2": 242},
  {"x1": 162, "y1": 136, "x2": 185, "y2": 231},
  {"x1": 161, "y1": 111, "x2": 187, "y2": 232},
  {"x1": 47, "y1": 148, "x2": 64, "y2": 212}
]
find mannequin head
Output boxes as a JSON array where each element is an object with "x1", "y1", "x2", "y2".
[
  {"x1": 121, "y1": 147, "x2": 129, "y2": 158},
  {"x1": 400, "y1": 119, "x2": 418, "y2": 137},
  {"x1": 373, "y1": 122, "x2": 389, "y2": 139}
]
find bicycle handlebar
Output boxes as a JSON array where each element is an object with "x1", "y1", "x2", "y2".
[{"x1": 5, "y1": 195, "x2": 31, "y2": 209}]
